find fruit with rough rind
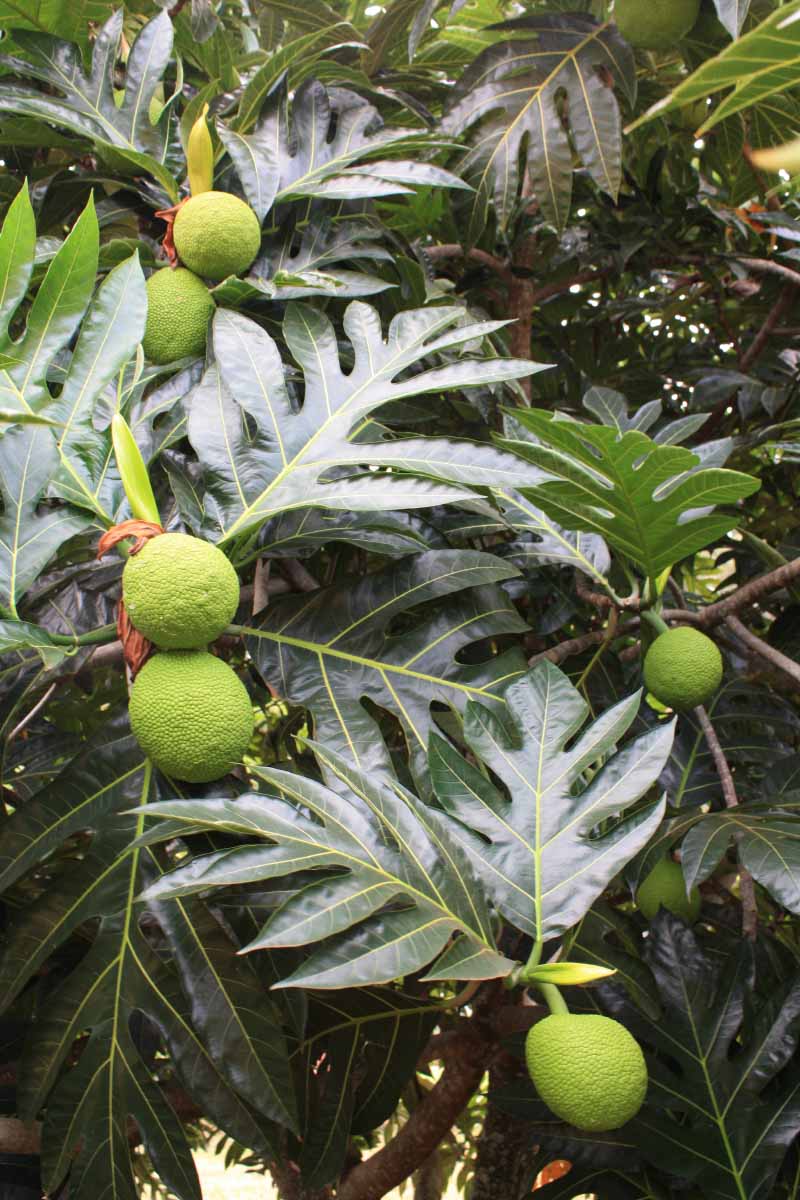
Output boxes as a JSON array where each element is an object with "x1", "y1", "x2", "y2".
[
  {"x1": 129, "y1": 650, "x2": 254, "y2": 782},
  {"x1": 123, "y1": 532, "x2": 239, "y2": 649},
  {"x1": 173, "y1": 190, "x2": 261, "y2": 281},
  {"x1": 643, "y1": 626, "x2": 723, "y2": 711},
  {"x1": 525, "y1": 1014, "x2": 647, "y2": 1132},
  {"x1": 637, "y1": 857, "x2": 701, "y2": 922},
  {"x1": 142, "y1": 268, "x2": 214, "y2": 363},
  {"x1": 614, "y1": 0, "x2": 700, "y2": 49}
]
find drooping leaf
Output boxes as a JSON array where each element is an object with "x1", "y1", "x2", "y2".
[
  {"x1": 140, "y1": 742, "x2": 518, "y2": 988},
  {"x1": 681, "y1": 803, "x2": 800, "y2": 913},
  {"x1": 0, "y1": 729, "x2": 294, "y2": 1200},
  {"x1": 428, "y1": 661, "x2": 673, "y2": 941},
  {"x1": 603, "y1": 915, "x2": 800, "y2": 1200},
  {"x1": 441, "y1": 14, "x2": 636, "y2": 236},
  {"x1": 241, "y1": 548, "x2": 529, "y2": 778},
  {"x1": 0, "y1": 0, "x2": 114, "y2": 41},
  {"x1": 628, "y1": 2, "x2": 800, "y2": 135},
  {"x1": 0, "y1": 426, "x2": 90, "y2": 618},
  {"x1": 0, "y1": 11, "x2": 180, "y2": 200},
  {"x1": 187, "y1": 302, "x2": 544, "y2": 548},
  {"x1": 712, "y1": 0, "x2": 752, "y2": 38},
  {"x1": 0, "y1": 190, "x2": 99, "y2": 417},
  {"x1": 502, "y1": 411, "x2": 760, "y2": 583}
]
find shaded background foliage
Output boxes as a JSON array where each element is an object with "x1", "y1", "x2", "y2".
[{"x1": 0, "y1": 1, "x2": 800, "y2": 1199}]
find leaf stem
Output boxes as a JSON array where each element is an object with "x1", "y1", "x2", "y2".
[
  {"x1": 537, "y1": 983, "x2": 569, "y2": 1017},
  {"x1": 44, "y1": 624, "x2": 118, "y2": 647},
  {"x1": 640, "y1": 609, "x2": 669, "y2": 637}
]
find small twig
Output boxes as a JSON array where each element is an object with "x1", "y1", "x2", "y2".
[
  {"x1": 280, "y1": 559, "x2": 319, "y2": 593},
  {"x1": 694, "y1": 705, "x2": 758, "y2": 940},
  {"x1": 528, "y1": 629, "x2": 610, "y2": 667},
  {"x1": 528, "y1": 267, "x2": 611, "y2": 307},
  {"x1": 724, "y1": 614, "x2": 800, "y2": 687},
  {"x1": 734, "y1": 257, "x2": 800, "y2": 288},
  {"x1": 252, "y1": 558, "x2": 270, "y2": 615},
  {"x1": 7, "y1": 683, "x2": 56, "y2": 743},
  {"x1": 574, "y1": 570, "x2": 614, "y2": 610},
  {"x1": 740, "y1": 282, "x2": 797, "y2": 372}
]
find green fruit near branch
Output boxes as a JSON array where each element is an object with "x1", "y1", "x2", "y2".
[
  {"x1": 173, "y1": 190, "x2": 261, "y2": 281},
  {"x1": 123, "y1": 532, "x2": 239, "y2": 649},
  {"x1": 643, "y1": 626, "x2": 723, "y2": 711},
  {"x1": 525, "y1": 1015, "x2": 648, "y2": 1132},
  {"x1": 614, "y1": 0, "x2": 701, "y2": 49},
  {"x1": 637, "y1": 857, "x2": 702, "y2": 922},
  {"x1": 129, "y1": 650, "x2": 254, "y2": 783},
  {"x1": 142, "y1": 268, "x2": 214, "y2": 364}
]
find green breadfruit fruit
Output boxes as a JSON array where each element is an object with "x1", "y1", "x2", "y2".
[
  {"x1": 637, "y1": 857, "x2": 702, "y2": 923},
  {"x1": 525, "y1": 1014, "x2": 648, "y2": 1132},
  {"x1": 123, "y1": 532, "x2": 240, "y2": 649},
  {"x1": 129, "y1": 650, "x2": 254, "y2": 783},
  {"x1": 614, "y1": 0, "x2": 701, "y2": 49},
  {"x1": 173, "y1": 190, "x2": 261, "y2": 282},
  {"x1": 142, "y1": 267, "x2": 214, "y2": 364},
  {"x1": 643, "y1": 626, "x2": 723, "y2": 711}
]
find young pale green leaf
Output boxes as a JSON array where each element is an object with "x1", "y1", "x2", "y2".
[
  {"x1": 522, "y1": 962, "x2": 617, "y2": 986},
  {"x1": 111, "y1": 413, "x2": 161, "y2": 525},
  {"x1": 0, "y1": 11, "x2": 180, "y2": 200},
  {"x1": 603, "y1": 915, "x2": 800, "y2": 1199},
  {"x1": 139, "y1": 743, "x2": 517, "y2": 989},
  {"x1": 187, "y1": 302, "x2": 544, "y2": 548},
  {"x1": 627, "y1": 2, "x2": 800, "y2": 135},
  {"x1": 441, "y1": 14, "x2": 636, "y2": 236},
  {"x1": 502, "y1": 411, "x2": 760, "y2": 582},
  {"x1": 429, "y1": 661, "x2": 673, "y2": 941},
  {"x1": 241, "y1": 548, "x2": 529, "y2": 780}
]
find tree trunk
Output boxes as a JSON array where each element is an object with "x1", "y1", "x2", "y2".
[{"x1": 470, "y1": 1062, "x2": 538, "y2": 1200}]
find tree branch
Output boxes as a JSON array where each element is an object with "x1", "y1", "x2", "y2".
[
  {"x1": 420, "y1": 243, "x2": 512, "y2": 284},
  {"x1": 694, "y1": 706, "x2": 758, "y2": 940},
  {"x1": 724, "y1": 614, "x2": 800, "y2": 687},
  {"x1": 336, "y1": 1032, "x2": 490, "y2": 1200}
]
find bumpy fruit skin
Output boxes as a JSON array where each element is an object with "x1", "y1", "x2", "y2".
[
  {"x1": 637, "y1": 857, "x2": 701, "y2": 923},
  {"x1": 525, "y1": 1015, "x2": 647, "y2": 1132},
  {"x1": 173, "y1": 191, "x2": 261, "y2": 281},
  {"x1": 123, "y1": 532, "x2": 240, "y2": 649},
  {"x1": 643, "y1": 626, "x2": 723, "y2": 711},
  {"x1": 614, "y1": 0, "x2": 701, "y2": 49},
  {"x1": 129, "y1": 650, "x2": 254, "y2": 782},
  {"x1": 142, "y1": 268, "x2": 214, "y2": 364}
]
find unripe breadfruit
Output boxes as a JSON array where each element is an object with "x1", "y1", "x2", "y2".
[
  {"x1": 142, "y1": 268, "x2": 214, "y2": 364},
  {"x1": 525, "y1": 1015, "x2": 647, "y2": 1132},
  {"x1": 637, "y1": 857, "x2": 702, "y2": 922},
  {"x1": 643, "y1": 626, "x2": 723, "y2": 711},
  {"x1": 173, "y1": 191, "x2": 261, "y2": 281},
  {"x1": 614, "y1": 0, "x2": 701, "y2": 49},
  {"x1": 123, "y1": 532, "x2": 239, "y2": 649},
  {"x1": 129, "y1": 650, "x2": 254, "y2": 782}
]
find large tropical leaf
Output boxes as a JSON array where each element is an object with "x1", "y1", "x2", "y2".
[
  {"x1": 212, "y1": 214, "x2": 395, "y2": 305},
  {"x1": 628, "y1": 2, "x2": 800, "y2": 135},
  {"x1": 441, "y1": 14, "x2": 636, "y2": 237},
  {"x1": 603, "y1": 915, "x2": 800, "y2": 1200},
  {"x1": 140, "y1": 742, "x2": 518, "y2": 988},
  {"x1": 502, "y1": 411, "x2": 760, "y2": 584},
  {"x1": 0, "y1": 0, "x2": 114, "y2": 41},
  {"x1": 0, "y1": 10, "x2": 180, "y2": 200},
  {"x1": 240, "y1": 548, "x2": 529, "y2": 778},
  {"x1": 681, "y1": 803, "x2": 800, "y2": 914},
  {"x1": 428, "y1": 661, "x2": 673, "y2": 941},
  {"x1": 187, "y1": 301, "x2": 544, "y2": 549},
  {"x1": 220, "y1": 78, "x2": 466, "y2": 222},
  {"x1": 0, "y1": 729, "x2": 295, "y2": 1200}
]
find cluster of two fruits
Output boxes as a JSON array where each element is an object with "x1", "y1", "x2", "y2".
[
  {"x1": 142, "y1": 191, "x2": 261, "y2": 364},
  {"x1": 125, "y1": 533, "x2": 254, "y2": 782}
]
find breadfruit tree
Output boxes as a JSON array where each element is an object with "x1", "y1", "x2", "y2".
[{"x1": 1, "y1": 2, "x2": 800, "y2": 1199}]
